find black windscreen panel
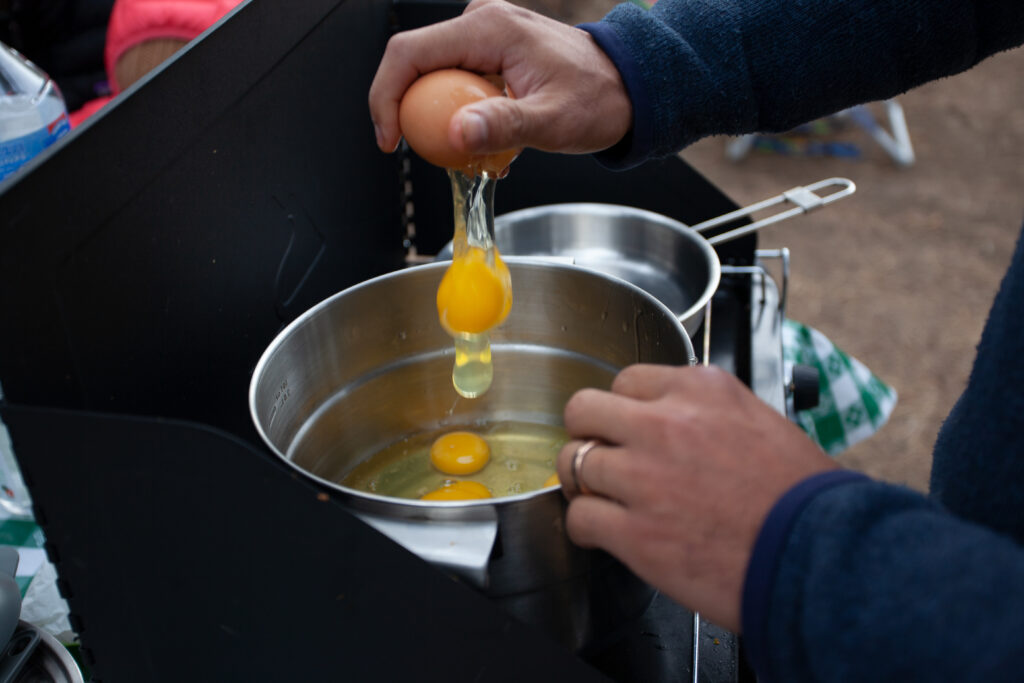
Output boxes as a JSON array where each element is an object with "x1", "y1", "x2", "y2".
[{"x1": 0, "y1": 0, "x2": 407, "y2": 438}]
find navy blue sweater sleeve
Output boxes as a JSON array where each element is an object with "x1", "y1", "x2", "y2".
[
  {"x1": 743, "y1": 473, "x2": 1024, "y2": 682},
  {"x1": 740, "y1": 222, "x2": 1024, "y2": 681},
  {"x1": 930, "y1": 225, "x2": 1024, "y2": 541},
  {"x1": 580, "y1": 0, "x2": 1024, "y2": 167}
]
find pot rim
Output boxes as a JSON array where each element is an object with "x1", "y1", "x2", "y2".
[
  {"x1": 248, "y1": 257, "x2": 693, "y2": 514},
  {"x1": 441, "y1": 202, "x2": 723, "y2": 328}
]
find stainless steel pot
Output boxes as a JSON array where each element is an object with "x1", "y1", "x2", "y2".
[
  {"x1": 249, "y1": 259, "x2": 695, "y2": 650},
  {"x1": 439, "y1": 178, "x2": 855, "y2": 337}
]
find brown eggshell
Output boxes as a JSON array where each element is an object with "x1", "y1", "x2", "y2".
[{"x1": 399, "y1": 69, "x2": 519, "y2": 175}]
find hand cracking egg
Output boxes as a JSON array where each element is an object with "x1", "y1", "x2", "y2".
[{"x1": 398, "y1": 68, "x2": 519, "y2": 176}]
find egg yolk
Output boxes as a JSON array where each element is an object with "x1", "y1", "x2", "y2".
[
  {"x1": 430, "y1": 431, "x2": 490, "y2": 475},
  {"x1": 436, "y1": 247, "x2": 512, "y2": 335},
  {"x1": 421, "y1": 480, "x2": 493, "y2": 501},
  {"x1": 543, "y1": 473, "x2": 560, "y2": 488}
]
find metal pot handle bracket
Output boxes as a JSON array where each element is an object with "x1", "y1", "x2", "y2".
[
  {"x1": 692, "y1": 177, "x2": 855, "y2": 246},
  {"x1": 722, "y1": 247, "x2": 791, "y2": 318},
  {"x1": 353, "y1": 511, "x2": 498, "y2": 588}
]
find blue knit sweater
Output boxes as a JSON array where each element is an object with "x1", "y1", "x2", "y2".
[{"x1": 580, "y1": 2, "x2": 1024, "y2": 680}]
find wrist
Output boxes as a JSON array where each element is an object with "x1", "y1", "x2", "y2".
[
  {"x1": 578, "y1": 21, "x2": 651, "y2": 168},
  {"x1": 741, "y1": 469, "x2": 871, "y2": 679}
]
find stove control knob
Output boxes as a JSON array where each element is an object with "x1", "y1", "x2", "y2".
[{"x1": 789, "y1": 364, "x2": 820, "y2": 412}]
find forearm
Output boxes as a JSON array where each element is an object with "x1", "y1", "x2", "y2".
[
  {"x1": 745, "y1": 472, "x2": 1024, "y2": 682},
  {"x1": 583, "y1": 0, "x2": 1024, "y2": 165}
]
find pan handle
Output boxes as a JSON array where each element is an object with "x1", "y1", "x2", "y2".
[{"x1": 693, "y1": 177, "x2": 855, "y2": 246}]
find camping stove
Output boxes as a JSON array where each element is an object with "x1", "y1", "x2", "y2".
[
  {"x1": 0, "y1": 0, "x2": 808, "y2": 680},
  {"x1": 583, "y1": 258, "x2": 790, "y2": 683}
]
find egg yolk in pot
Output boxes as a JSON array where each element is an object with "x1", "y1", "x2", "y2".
[
  {"x1": 340, "y1": 421, "x2": 566, "y2": 499},
  {"x1": 430, "y1": 431, "x2": 491, "y2": 475},
  {"x1": 421, "y1": 480, "x2": 493, "y2": 501}
]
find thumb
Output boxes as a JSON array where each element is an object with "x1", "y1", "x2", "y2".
[{"x1": 449, "y1": 97, "x2": 535, "y2": 155}]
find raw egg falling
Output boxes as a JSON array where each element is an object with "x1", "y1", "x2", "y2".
[{"x1": 398, "y1": 68, "x2": 519, "y2": 399}]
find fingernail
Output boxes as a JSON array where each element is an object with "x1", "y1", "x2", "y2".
[
  {"x1": 373, "y1": 123, "x2": 384, "y2": 151},
  {"x1": 460, "y1": 110, "x2": 487, "y2": 150}
]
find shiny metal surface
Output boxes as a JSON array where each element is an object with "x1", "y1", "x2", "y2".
[
  {"x1": 442, "y1": 203, "x2": 719, "y2": 337},
  {"x1": 749, "y1": 266, "x2": 787, "y2": 417},
  {"x1": 439, "y1": 180, "x2": 854, "y2": 338},
  {"x1": 689, "y1": 177, "x2": 855, "y2": 244},
  {"x1": 249, "y1": 259, "x2": 694, "y2": 650},
  {"x1": 8, "y1": 621, "x2": 85, "y2": 683}
]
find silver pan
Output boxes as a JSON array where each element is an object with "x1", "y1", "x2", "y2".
[{"x1": 439, "y1": 178, "x2": 855, "y2": 336}]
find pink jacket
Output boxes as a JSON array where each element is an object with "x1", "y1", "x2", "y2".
[{"x1": 70, "y1": 0, "x2": 241, "y2": 126}]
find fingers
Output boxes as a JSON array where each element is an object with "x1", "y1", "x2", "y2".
[
  {"x1": 368, "y1": 0, "x2": 513, "y2": 154},
  {"x1": 557, "y1": 438, "x2": 659, "y2": 508},
  {"x1": 369, "y1": 0, "x2": 633, "y2": 158},
  {"x1": 563, "y1": 388, "x2": 645, "y2": 447},
  {"x1": 449, "y1": 97, "x2": 530, "y2": 155},
  {"x1": 611, "y1": 364, "x2": 748, "y2": 404},
  {"x1": 367, "y1": 32, "x2": 425, "y2": 152},
  {"x1": 610, "y1": 364, "x2": 687, "y2": 401},
  {"x1": 557, "y1": 440, "x2": 611, "y2": 499},
  {"x1": 563, "y1": 493, "x2": 632, "y2": 552},
  {"x1": 367, "y1": 28, "x2": 467, "y2": 153}
]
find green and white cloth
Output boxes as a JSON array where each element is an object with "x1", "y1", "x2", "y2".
[
  {"x1": 0, "y1": 517, "x2": 46, "y2": 597},
  {"x1": 783, "y1": 319, "x2": 898, "y2": 456},
  {"x1": 0, "y1": 420, "x2": 74, "y2": 641}
]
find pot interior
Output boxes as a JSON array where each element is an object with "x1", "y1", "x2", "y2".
[
  {"x1": 288, "y1": 344, "x2": 607, "y2": 491},
  {"x1": 250, "y1": 259, "x2": 693, "y2": 511}
]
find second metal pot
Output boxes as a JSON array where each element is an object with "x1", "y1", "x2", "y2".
[{"x1": 440, "y1": 178, "x2": 855, "y2": 336}]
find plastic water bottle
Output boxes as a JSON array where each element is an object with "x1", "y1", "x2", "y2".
[{"x1": 0, "y1": 40, "x2": 70, "y2": 183}]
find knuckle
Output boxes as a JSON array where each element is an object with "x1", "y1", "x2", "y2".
[
  {"x1": 471, "y1": 0, "x2": 510, "y2": 26},
  {"x1": 563, "y1": 388, "x2": 598, "y2": 428},
  {"x1": 612, "y1": 448, "x2": 646, "y2": 485},
  {"x1": 697, "y1": 364, "x2": 730, "y2": 385},
  {"x1": 384, "y1": 32, "x2": 412, "y2": 59},
  {"x1": 643, "y1": 403, "x2": 695, "y2": 444},
  {"x1": 564, "y1": 502, "x2": 593, "y2": 545},
  {"x1": 610, "y1": 365, "x2": 642, "y2": 394},
  {"x1": 667, "y1": 364, "x2": 726, "y2": 398},
  {"x1": 502, "y1": 103, "x2": 529, "y2": 144}
]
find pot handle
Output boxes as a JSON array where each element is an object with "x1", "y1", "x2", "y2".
[
  {"x1": 353, "y1": 511, "x2": 498, "y2": 588},
  {"x1": 693, "y1": 177, "x2": 855, "y2": 246}
]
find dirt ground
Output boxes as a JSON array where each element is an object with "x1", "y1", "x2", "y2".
[
  {"x1": 520, "y1": 0, "x2": 1024, "y2": 492},
  {"x1": 683, "y1": 49, "x2": 1024, "y2": 492}
]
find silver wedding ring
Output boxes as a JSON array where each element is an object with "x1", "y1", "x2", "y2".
[{"x1": 571, "y1": 439, "x2": 600, "y2": 496}]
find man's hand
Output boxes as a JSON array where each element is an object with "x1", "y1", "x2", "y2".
[
  {"x1": 556, "y1": 364, "x2": 837, "y2": 632},
  {"x1": 368, "y1": 0, "x2": 632, "y2": 159}
]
